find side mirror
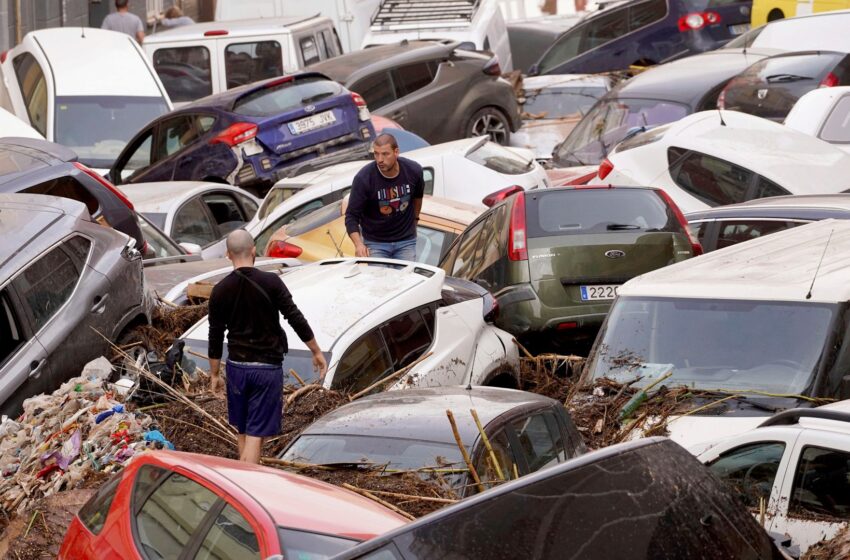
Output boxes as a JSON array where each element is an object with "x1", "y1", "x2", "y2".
[
  {"x1": 528, "y1": 63, "x2": 540, "y2": 76},
  {"x1": 179, "y1": 242, "x2": 202, "y2": 255}
]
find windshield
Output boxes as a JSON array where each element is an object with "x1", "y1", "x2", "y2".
[
  {"x1": 553, "y1": 98, "x2": 689, "y2": 167},
  {"x1": 587, "y1": 296, "x2": 836, "y2": 395},
  {"x1": 138, "y1": 214, "x2": 184, "y2": 259},
  {"x1": 259, "y1": 184, "x2": 309, "y2": 219},
  {"x1": 466, "y1": 141, "x2": 533, "y2": 175},
  {"x1": 54, "y1": 96, "x2": 169, "y2": 168},
  {"x1": 285, "y1": 200, "x2": 344, "y2": 238},
  {"x1": 277, "y1": 527, "x2": 358, "y2": 560},
  {"x1": 233, "y1": 77, "x2": 342, "y2": 117},
  {"x1": 523, "y1": 86, "x2": 607, "y2": 118}
]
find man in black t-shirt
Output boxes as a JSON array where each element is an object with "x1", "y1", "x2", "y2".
[{"x1": 345, "y1": 133, "x2": 425, "y2": 261}]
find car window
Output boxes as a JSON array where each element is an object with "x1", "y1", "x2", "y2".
[
  {"x1": 0, "y1": 290, "x2": 25, "y2": 368},
  {"x1": 789, "y1": 446, "x2": 850, "y2": 519},
  {"x1": 238, "y1": 194, "x2": 259, "y2": 218},
  {"x1": 233, "y1": 77, "x2": 342, "y2": 117},
  {"x1": 708, "y1": 442, "x2": 785, "y2": 509},
  {"x1": 198, "y1": 115, "x2": 216, "y2": 133},
  {"x1": 523, "y1": 86, "x2": 607, "y2": 119},
  {"x1": 23, "y1": 176, "x2": 99, "y2": 216},
  {"x1": 392, "y1": 62, "x2": 435, "y2": 96},
  {"x1": 12, "y1": 242, "x2": 85, "y2": 331},
  {"x1": 139, "y1": 215, "x2": 185, "y2": 259},
  {"x1": 380, "y1": 308, "x2": 433, "y2": 369},
  {"x1": 321, "y1": 29, "x2": 339, "y2": 57},
  {"x1": 466, "y1": 142, "x2": 533, "y2": 175},
  {"x1": 416, "y1": 226, "x2": 450, "y2": 265},
  {"x1": 581, "y1": 8, "x2": 628, "y2": 53},
  {"x1": 439, "y1": 236, "x2": 461, "y2": 274},
  {"x1": 477, "y1": 206, "x2": 506, "y2": 273},
  {"x1": 173, "y1": 198, "x2": 219, "y2": 246},
  {"x1": 473, "y1": 430, "x2": 514, "y2": 487},
  {"x1": 752, "y1": 176, "x2": 790, "y2": 200},
  {"x1": 451, "y1": 218, "x2": 488, "y2": 278},
  {"x1": 331, "y1": 329, "x2": 394, "y2": 393},
  {"x1": 422, "y1": 167, "x2": 434, "y2": 196},
  {"x1": 78, "y1": 471, "x2": 123, "y2": 536},
  {"x1": 669, "y1": 147, "x2": 753, "y2": 206},
  {"x1": 203, "y1": 193, "x2": 247, "y2": 234},
  {"x1": 316, "y1": 31, "x2": 332, "y2": 60},
  {"x1": 716, "y1": 220, "x2": 793, "y2": 250},
  {"x1": 278, "y1": 528, "x2": 358, "y2": 559},
  {"x1": 255, "y1": 200, "x2": 325, "y2": 254},
  {"x1": 511, "y1": 412, "x2": 562, "y2": 472},
  {"x1": 820, "y1": 95, "x2": 850, "y2": 143},
  {"x1": 537, "y1": 27, "x2": 584, "y2": 74},
  {"x1": 12, "y1": 53, "x2": 48, "y2": 136},
  {"x1": 224, "y1": 41, "x2": 283, "y2": 90},
  {"x1": 300, "y1": 36, "x2": 321, "y2": 66},
  {"x1": 689, "y1": 220, "x2": 711, "y2": 248},
  {"x1": 135, "y1": 471, "x2": 219, "y2": 559},
  {"x1": 350, "y1": 72, "x2": 396, "y2": 110},
  {"x1": 119, "y1": 131, "x2": 154, "y2": 181},
  {"x1": 158, "y1": 116, "x2": 201, "y2": 159},
  {"x1": 629, "y1": 0, "x2": 667, "y2": 30},
  {"x1": 194, "y1": 503, "x2": 260, "y2": 560},
  {"x1": 152, "y1": 46, "x2": 213, "y2": 103}
]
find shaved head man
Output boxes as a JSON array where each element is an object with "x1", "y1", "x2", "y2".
[{"x1": 208, "y1": 230, "x2": 327, "y2": 464}]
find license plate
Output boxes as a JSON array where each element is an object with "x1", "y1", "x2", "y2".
[
  {"x1": 288, "y1": 111, "x2": 336, "y2": 135},
  {"x1": 729, "y1": 23, "x2": 750, "y2": 35},
  {"x1": 580, "y1": 284, "x2": 620, "y2": 301}
]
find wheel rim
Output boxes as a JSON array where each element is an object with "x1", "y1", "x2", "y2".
[{"x1": 471, "y1": 113, "x2": 507, "y2": 144}]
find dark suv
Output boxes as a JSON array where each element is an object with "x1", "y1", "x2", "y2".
[
  {"x1": 308, "y1": 41, "x2": 521, "y2": 145},
  {"x1": 439, "y1": 186, "x2": 701, "y2": 352},
  {"x1": 531, "y1": 0, "x2": 753, "y2": 75}
]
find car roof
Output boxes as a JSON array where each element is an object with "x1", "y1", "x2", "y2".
[
  {"x1": 0, "y1": 193, "x2": 86, "y2": 270},
  {"x1": 421, "y1": 196, "x2": 483, "y2": 225},
  {"x1": 308, "y1": 41, "x2": 453, "y2": 83},
  {"x1": 137, "y1": 451, "x2": 407, "y2": 540},
  {"x1": 24, "y1": 28, "x2": 164, "y2": 97},
  {"x1": 297, "y1": 386, "x2": 558, "y2": 445},
  {"x1": 686, "y1": 194, "x2": 850, "y2": 221},
  {"x1": 619, "y1": 218, "x2": 850, "y2": 302},
  {"x1": 184, "y1": 259, "x2": 446, "y2": 351},
  {"x1": 121, "y1": 181, "x2": 257, "y2": 215},
  {"x1": 143, "y1": 15, "x2": 326, "y2": 42}
]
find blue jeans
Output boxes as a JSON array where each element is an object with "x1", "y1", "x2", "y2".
[{"x1": 365, "y1": 237, "x2": 417, "y2": 261}]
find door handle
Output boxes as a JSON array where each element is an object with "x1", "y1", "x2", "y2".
[
  {"x1": 91, "y1": 294, "x2": 109, "y2": 314},
  {"x1": 389, "y1": 111, "x2": 406, "y2": 121},
  {"x1": 29, "y1": 359, "x2": 45, "y2": 379}
]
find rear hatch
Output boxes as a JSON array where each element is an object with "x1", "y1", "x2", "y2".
[
  {"x1": 683, "y1": 0, "x2": 754, "y2": 42},
  {"x1": 232, "y1": 76, "x2": 368, "y2": 158},
  {"x1": 720, "y1": 51, "x2": 850, "y2": 121},
  {"x1": 524, "y1": 188, "x2": 694, "y2": 309}
]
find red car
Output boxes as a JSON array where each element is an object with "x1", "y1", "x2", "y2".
[{"x1": 59, "y1": 451, "x2": 408, "y2": 559}]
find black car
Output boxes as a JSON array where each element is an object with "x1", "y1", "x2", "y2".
[
  {"x1": 719, "y1": 50, "x2": 850, "y2": 121},
  {"x1": 0, "y1": 138, "x2": 144, "y2": 250},
  {"x1": 307, "y1": 40, "x2": 521, "y2": 145},
  {"x1": 331, "y1": 438, "x2": 786, "y2": 560},
  {"x1": 551, "y1": 47, "x2": 777, "y2": 168},
  {"x1": 686, "y1": 193, "x2": 850, "y2": 252},
  {"x1": 531, "y1": 0, "x2": 753, "y2": 76},
  {"x1": 280, "y1": 386, "x2": 586, "y2": 496}
]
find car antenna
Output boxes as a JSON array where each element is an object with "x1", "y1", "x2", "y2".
[
  {"x1": 718, "y1": 108, "x2": 727, "y2": 127},
  {"x1": 81, "y1": 27, "x2": 86, "y2": 38},
  {"x1": 806, "y1": 227, "x2": 834, "y2": 300}
]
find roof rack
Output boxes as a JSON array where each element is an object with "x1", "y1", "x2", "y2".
[
  {"x1": 371, "y1": 0, "x2": 481, "y2": 30},
  {"x1": 758, "y1": 408, "x2": 850, "y2": 428}
]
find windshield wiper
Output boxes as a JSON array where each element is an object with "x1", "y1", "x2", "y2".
[
  {"x1": 765, "y1": 73, "x2": 812, "y2": 83},
  {"x1": 301, "y1": 92, "x2": 334, "y2": 104},
  {"x1": 607, "y1": 223, "x2": 641, "y2": 230}
]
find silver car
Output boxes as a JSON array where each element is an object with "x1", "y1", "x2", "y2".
[{"x1": 0, "y1": 194, "x2": 152, "y2": 415}]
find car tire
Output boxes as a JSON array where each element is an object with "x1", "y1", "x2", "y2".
[
  {"x1": 767, "y1": 8, "x2": 784, "y2": 21},
  {"x1": 465, "y1": 107, "x2": 511, "y2": 146}
]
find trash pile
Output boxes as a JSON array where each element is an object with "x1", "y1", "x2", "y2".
[
  {"x1": 118, "y1": 302, "x2": 208, "y2": 356},
  {"x1": 803, "y1": 526, "x2": 850, "y2": 560}
]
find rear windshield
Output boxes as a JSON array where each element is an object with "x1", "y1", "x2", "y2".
[
  {"x1": 743, "y1": 52, "x2": 842, "y2": 83},
  {"x1": 233, "y1": 77, "x2": 343, "y2": 117},
  {"x1": 284, "y1": 199, "x2": 344, "y2": 238},
  {"x1": 820, "y1": 95, "x2": 850, "y2": 143},
  {"x1": 0, "y1": 149, "x2": 47, "y2": 177},
  {"x1": 526, "y1": 189, "x2": 681, "y2": 237},
  {"x1": 523, "y1": 86, "x2": 607, "y2": 118},
  {"x1": 277, "y1": 527, "x2": 358, "y2": 560},
  {"x1": 466, "y1": 141, "x2": 534, "y2": 175}
]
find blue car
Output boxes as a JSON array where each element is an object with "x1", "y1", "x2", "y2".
[
  {"x1": 530, "y1": 0, "x2": 753, "y2": 76},
  {"x1": 109, "y1": 72, "x2": 375, "y2": 196}
]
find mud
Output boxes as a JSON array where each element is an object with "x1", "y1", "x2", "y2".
[
  {"x1": 118, "y1": 302, "x2": 209, "y2": 356},
  {"x1": 803, "y1": 526, "x2": 850, "y2": 560}
]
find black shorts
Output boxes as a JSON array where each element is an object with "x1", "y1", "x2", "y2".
[{"x1": 225, "y1": 360, "x2": 283, "y2": 437}]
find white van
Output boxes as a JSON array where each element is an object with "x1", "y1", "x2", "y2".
[
  {"x1": 0, "y1": 28, "x2": 172, "y2": 172},
  {"x1": 143, "y1": 16, "x2": 342, "y2": 107},
  {"x1": 361, "y1": 0, "x2": 514, "y2": 72},
  {"x1": 213, "y1": 0, "x2": 380, "y2": 53},
  {"x1": 583, "y1": 218, "x2": 850, "y2": 449}
]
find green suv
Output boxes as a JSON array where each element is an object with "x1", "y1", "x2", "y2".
[{"x1": 438, "y1": 185, "x2": 702, "y2": 352}]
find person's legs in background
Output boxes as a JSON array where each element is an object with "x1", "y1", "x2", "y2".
[
  {"x1": 364, "y1": 239, "x2": 393, "y2": 258},
  {"x1": 393, "y1": 237, "x2": 417, "y2": 262}
]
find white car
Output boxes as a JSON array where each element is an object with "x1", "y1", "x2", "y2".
[
  {"x1": 726, "y1": 8, "x2": 850, "y2": 52},
  {"x1": 599, "y1": 110, "x2": 850, "y2": 213},
  {"x1": 697, "y1": 405, "x2": 850, "y2": 555},
  {"x1": 121, "y1": 182, "x2": 259, "y2": 255},
  {"x1": 511, "y1": 74, "x2": 611, "y2": 160},
  {"x1": 0, "y1": 107, "x2": 42, "y2": 139},
  {"x1": 206, "y1": 136, "x2": 548, "y2": 258},
  {"x1": 0, "y1": 28, "x2": 172, "y2": 173},
  {"x1": 785, "y1": 86, "x2": 850, "y2": 155},
  {"x1": 180, "y1": 258, "x2": 521, "y2": 390}
]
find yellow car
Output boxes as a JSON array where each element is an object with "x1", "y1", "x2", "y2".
[
  {"x1": 265, "y1": 195, "x2": 483, "y2": 265},
  {"x1": 752, "y1": 0, "x2": 850, "y2": 26}
]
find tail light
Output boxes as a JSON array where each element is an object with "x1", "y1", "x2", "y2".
[
  {"x1": 482, "y1": 185, "x2": 523, "y2": 207},
  {"x1": 820, "y1": 72, "x2": 839, "y2": 88},
  {"x1": 351, "y1": 92, "x2": 371, "y2": 121},
  {"x1": 483, "y1": 56, "x2": 502, "y2": 76},
  {"x1": 656, "y1": 189, "x2": 703, "y2": 256},
  {"x1": 482, "y1": 291, "x2": 499, "y2": 323},
  {"x1": 210, "y1": 122, "x2": 258, "y2": 147},
  {"x1": 678, "y1": 11, "x2": 721, "y2": 31},
  {"x1": 508, "y1": 192, "x2": 528, "y2": 261},
  {"x1": 0, "y1": 51, "x2": 7, "y2": 64},
  {"x1": 72, "y1": 162, "x2": 134, "y2": 210},
  {"x1": 267, "y1": 240, "x2": 303, "y2": 258},
  {"x1": 598, "y1": 158, "x2": 614, "y2": 180},
  {"x1": 203, "y1": 29, "x2": 229, "y2": 36}
]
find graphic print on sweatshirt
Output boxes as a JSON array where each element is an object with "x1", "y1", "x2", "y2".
[{"x1": 378, "y1": 183, "x2": 413, "y2": 216}]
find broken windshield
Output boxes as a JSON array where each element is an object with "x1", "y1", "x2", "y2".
[{"x1": 586, "y1": 296, "x2": 836, "y2": 395}]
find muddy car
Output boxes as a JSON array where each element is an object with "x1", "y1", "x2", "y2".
[{"x1": 330, "y1": 437, "x2": 787, "y2": 560}]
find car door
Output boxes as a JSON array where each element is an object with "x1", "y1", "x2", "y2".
[
  {"x1": 0, "y1": 286, "x2": 50, "y2": 417},
  {"x1": 348, "y1": 71, "x2": 398, "y2": 117},
  {"x1": 154, "y1": 114, "x2": 209, "y2": 181},
  {"x1": 381, "y1": 61, "x2": 440, "y2": 139},
  {"x1": 110, "y1": 127, "x2": 156, "y2": 185},
  {"x1": 170, "y1": 197, "x2": 222, "y2": 247}
]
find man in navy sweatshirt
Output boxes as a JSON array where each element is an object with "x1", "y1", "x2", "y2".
[{"x1": 345, "y1": 133, "x2": 424, "y2": 261}]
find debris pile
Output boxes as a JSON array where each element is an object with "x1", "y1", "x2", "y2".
[
  {"x1": 118, "y1": 302, "x2": 208, "y2": 356},
  {"x1": 803, "y1": 526, "x2": 850, "y2": 560}
]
